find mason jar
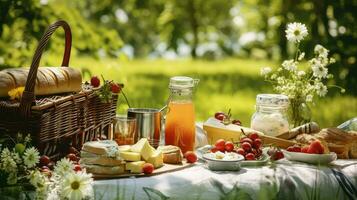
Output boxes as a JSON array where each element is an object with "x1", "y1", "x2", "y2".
[{"x1": 251, "y1": 94, "x2": 289, "y2": 137}]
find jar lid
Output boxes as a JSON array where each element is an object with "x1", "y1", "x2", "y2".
[
  {"x1": 169, "y1": 76, "x2": 199, "y2": 89},
  {"x1": 256, "y1": 94, "x2": 289, "y2": 107}
]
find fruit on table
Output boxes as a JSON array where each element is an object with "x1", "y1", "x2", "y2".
[
  {"x1": 287, "y1": 145, "x2": 302, "y2": 152},
  {"x1": 225, "y1": 141, "x2": 234, "y2": 152},
  {"x1": 67, "y1": 153, "x2": 78, "y2": 162},
  {"x1": 236, "y1": 148, "x2": 246, "y2": 156},
  {"x1": 301, "y1": 146, "x2": 309, "y2": 153},
  {"x1": 90, "y1": 76, "x2": 100, "y2": 87},
  {"x1": 184, "y1": 151, "x2": 197, "y2": 163},
  {"x1": 74, "y1": 164, "x2": 82, "y2": 172},
  {"x1": 267, "y1": 147, "x2": 284, "y2": 161},
  {"x1": 215, "y1": 139, "x2": 226, "y2": 152},
  {"x1": 213, "y1": 109, "x2": 242, "y2": 126},
  {"x1": 241, "y1": 142, "x2": 252, "y2": 152},
  {"x1": 39, "y1": 155, "x2": 51, "y2": 167},
  {"x1": 307, "y1": 140, "x2": 324, "y2": 154},
  {"x1": 142, "y1": 163, "x2": 155, "y2": 175},
  {"x1": 245, "y1": 153, "x2": 255, "y2": 160}
]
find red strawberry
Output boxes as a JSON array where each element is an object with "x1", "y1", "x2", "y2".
[
  {"x1": 110, "y1": 82, "x2": 121, "y2": 93},
  {"x1": 215, "y1": 139, "x2": 226, "y2": 152},
  {"x1": 301, "y1": 146, "x2": 309, "y2": 153},
  {"x1": 210, "y1": 147, "x2": 218, "y2": 153},
  {"x1": 307, "y1": 140, "x2": 324, "y2": 154},
  {"x1": 90, "y1": 76, "x2": 100, "y2": 87}
]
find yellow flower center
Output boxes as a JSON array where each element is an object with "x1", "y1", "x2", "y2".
[
  {"x1": 71, "y1": 181, "x2": 80, "y2": 190},
  {"x1": 294, "y1": 30, "x2": 300, "y2": 36}
]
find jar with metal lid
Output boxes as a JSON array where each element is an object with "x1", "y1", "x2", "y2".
[
  {"x1": 250, "y1": 94, "x2": 290, "y2": 136},
  {"x1": 165, "y1": 76, "x2": 199, "y2": 154}
]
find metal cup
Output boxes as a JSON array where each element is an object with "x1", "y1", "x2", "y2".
[{"x1": 127, "y1": 108, "x2": 162, "y2": 148}]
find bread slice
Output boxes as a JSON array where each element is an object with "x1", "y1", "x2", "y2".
[
  {"x1": 157, "y1": 145, "x2": 183, "y2": 164},
  {"x1": 80, "y1": 156, "x2": 125, "y2": 166},
  {"x1": 82, "y1": 164, "x2": 125, "y2": 175},
  {"x1": 82, "y1": 140, "x2": 119, "y2": 157}
]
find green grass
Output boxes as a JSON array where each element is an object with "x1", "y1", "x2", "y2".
[{"x1": 44, "y1": 56, "x2": 357, "y2": 127}]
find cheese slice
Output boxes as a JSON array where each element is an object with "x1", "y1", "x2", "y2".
[
  {"x1": 120, "y1": 151, "x2": 141, "y2": 162},
  {"x1": 126, "y1": 161, "x2": 145, "y2": 173},
  {"x1": 118, "y1": 145, "x2": 131, "y2": 152},
  {"x1": 147, "y1": 150, "x2": 164, "y2": 168},
  {"x1": 82, "y1": 140, "x2": 119, "y2": 156},
  {"x1": 130, "y1": 138, "x2": 155, "y2": 161},
  {"x1": 80, "y1": 157, "x2": 125, "y2": 166},
  {"x1": 82, "y1": 164, "x2": 125, "y2": 175}
]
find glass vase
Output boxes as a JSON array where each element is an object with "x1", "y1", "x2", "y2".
[{"x1": 289, "y1": 98, "x2": 311, "y2": 128}]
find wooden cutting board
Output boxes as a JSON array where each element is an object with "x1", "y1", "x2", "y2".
[{"x1": 92, "y1": 160, "x2": 195, "y2": 180}]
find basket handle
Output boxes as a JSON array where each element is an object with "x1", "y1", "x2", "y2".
[{"x1": 19, "y1": 20, "x2": 72, "y2": 118}]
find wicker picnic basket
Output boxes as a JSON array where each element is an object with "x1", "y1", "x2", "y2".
[{"x1": 0, "y1": 20, "x2": 117, "y2": 160}]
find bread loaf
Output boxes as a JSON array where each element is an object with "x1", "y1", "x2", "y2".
[
  {"x1": 157, "y1": 145, "x2": 183, "y2": 164},
  {"x1": 0, "y1": 67, "x2": 82, "y2": 97},
  {"x1": 82, "y1": 164, "x2": 125, "y2": 175}
]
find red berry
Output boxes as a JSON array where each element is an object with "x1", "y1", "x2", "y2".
[
  {"x1": 236, "y1": 148, "x2": 246, "y2": 156},
  {"x1": 184, "y1": 151, "x2": 198, "y2": 163},
  {"x1": 90, "y1": 76, "x2": 100, "y2": 87},
  {"x1": 256, "y1": 148, "x2": 263, "y2": 157},
  {"x1": 74, "y1": 164, "x2": 82, "y2": 172},
  {"x1": 225, "y1": 141, "x2": 234, "y2": 152},
  {"x1": 240, "y1": 137, "x2": 253, "y2": 145},
  {"x1": 67, "y1": 153, "x2": 78, "y2": 162},
  {"x1": 287, "y1": 145, "x2": 301, "y2": 152},
  {"x1": 245, "y1": 153, "x2": 256, "y2": 160},
  {"x1": 215, "y1": 113, "x2": 226, "y2": 121},
  {"x1": 110, "y1": 82, "x2": 121, "y2": 93},
  {"x1": 307, "y1": 140, "x2": 324, "y2": 154},
  {"x1": 271, "y1": 151, "x2": 284, "y2": 160},
  {"x1": 142, "y1": 163, "x2": 154, "y2": 174},
  {"x1": 241, "y1": 142, "x2": 252, "y2": 152},
  {"x1": 39, "y1": 155, "x2": 51, "y2": 167},
  {"x1": 210, "y1": 147, "x2": 218, "y2": 153},
  {"x1": 301, "y1": 146, "x2": 309, "y2": 153},
  {"x1": 215, "y1": 139, "x2": 226, "y2": 152},
  {"x1": 249, "y1": 133, "x2": 259, "y2": 141},
  {"x1": 253, "y1": 138, "x2": 262, "y2": 149},
  {"x1": 232, "y1": 119, "x2": 242, "y2": 126}
]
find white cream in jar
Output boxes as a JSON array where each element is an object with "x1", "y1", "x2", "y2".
[{"x1": 251, "y1": 94, "x2": 289, "y2": 137}]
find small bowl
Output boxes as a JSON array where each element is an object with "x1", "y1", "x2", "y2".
[{"x1": 202, "y1": 153, "x2": 244, "y2": 171}]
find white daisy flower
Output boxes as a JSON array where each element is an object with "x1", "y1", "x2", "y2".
[
  {"x1": 285, "y1": 22, "x2": 308, "y2": 43},
  {"x1": 61, "y1": 171, "x2": 93, "y2": 200},
  {"x1": 297, "y1": 71, "x2": 306, "y2": 77},
  {"x1": 314, "y1": 44, "x2": 328, "y2": 58},
  {"x1": 306, "y1": 95, "x2": 313, "y2": 102},
  {"x1": 311, "y1": 60, "x2": 328, "y2": 78},
  {"x1": 23, "y1": 147, "x2": 40, "y2": 168},
  {"x1": 54, "y1": 158, "x2": 74, "y2": 176},
  {"x1": 298, "y1": 52, "x2": 305, "y2": 61},
  {"x1": 1, "y1": 148, "x2": 17, "y2": 173},
  {"x1": 315, "y1": 83, "x2": 328, "y2": 97},
  {"x1": 282, "y1": 59, "x2": 297, "y2": 71},
  {"x1": 260, "y1": 67, "x2": 272, "y2": 76}
]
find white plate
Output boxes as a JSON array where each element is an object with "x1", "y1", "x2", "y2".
[
  {"x1": 282, "y1": 150, "x2": 337, "y2": 165},
  {"x1": 202, "y1": 152, "x2": 244, "y2": 171}
]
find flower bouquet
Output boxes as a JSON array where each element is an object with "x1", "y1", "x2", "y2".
[
  {"x1": 261, "y1": 22, "x2": 344, "y2": 127},
  {"x1": 0, "y1": 134, "x2": 93, "y2": 200}
]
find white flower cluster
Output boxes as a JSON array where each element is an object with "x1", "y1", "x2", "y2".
[
  {"x1": 0, "y1": 142, "x2": 93, "y2": 200},
  {"x1": 260, "y1": 22, "x2": 341, "y2": 104}
]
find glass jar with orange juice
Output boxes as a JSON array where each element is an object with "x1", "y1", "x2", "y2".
[{"x1": 165, "y1": 76, "x2": 199, "y2": 154}]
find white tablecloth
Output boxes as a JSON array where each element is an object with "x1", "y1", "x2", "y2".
[
  {"x1": 94, "y1": 160, "x2": 357, "y2": 200},
  {"x1": 93, "y1": 124, "x2": 357, "y2": 200}
]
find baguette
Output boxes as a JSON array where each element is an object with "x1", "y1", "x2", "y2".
[{"x1": 0, "y1": 67, "x2": 82, "y2": 97}]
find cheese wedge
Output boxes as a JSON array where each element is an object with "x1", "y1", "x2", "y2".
[
  {"x1": 120, "y1": 151, "x2": 141, "y2": 162},
  {"x1": 82, "y1": 164, "x2": 125, "y2": 175},
  {"x1": 130, "y1": 138, "x2": 156, "y2": 161},
  {"x1": 82, "y1": 140, "x2": 119, "y2": 156},
  {"x1": 126, "y1": 161, "x2": 145, "y2": 173},
  {"x1": 147, "y1": 150, "x2": 164, "y2": 168},
  {"x1": 118, "y1": 145, "x2": 131, "y2": 152}
]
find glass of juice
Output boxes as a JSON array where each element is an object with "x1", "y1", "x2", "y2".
[
  {"x1": 165, "y1": 76, "x2": 199, "y2": 154},
  {"x1": 114, "y1": 115, "x2": 137, "y2": 145}
]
